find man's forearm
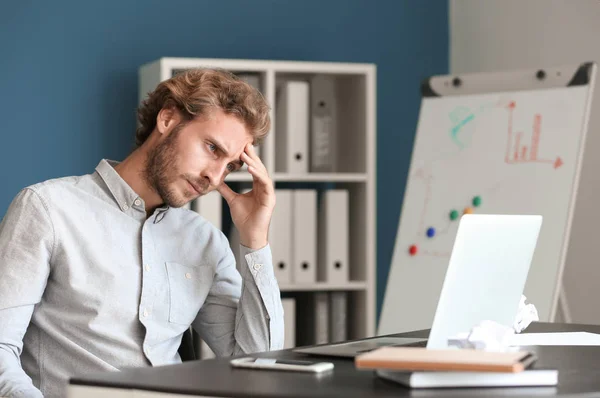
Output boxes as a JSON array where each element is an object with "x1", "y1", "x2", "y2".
[
  {"x1": 234, "y1": 244, "x2": 284, "y2": 353},
  {"x1": 0, "y1": 345, "x2": 43, "y2": 398},
  {"x1": 0, "y1": 188, "x2": 52, "y2": 397},
  {"x1": 194, "y1": 243, "x2": 284, "y2": 357}
]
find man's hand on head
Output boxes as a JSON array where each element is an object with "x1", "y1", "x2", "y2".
[{"x1": 217, "y1": 143, "x2": 275, "y2": 250}]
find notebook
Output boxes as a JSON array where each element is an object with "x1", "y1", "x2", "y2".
[
  {"x1": 356, "y1": 347, "x2": 557, "y2": 388},
  {"x1": 376, "y1": 369, "x2": 558, "y2": 388},
  {"x1": 355, "y1": 347, "x2": 537, "y2": 373}
]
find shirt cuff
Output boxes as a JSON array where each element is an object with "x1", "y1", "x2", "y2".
[{"x1": 239, "y1": 243, "x2": 276, "y2": 283}]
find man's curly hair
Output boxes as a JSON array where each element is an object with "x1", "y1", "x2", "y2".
[{"x1": 136, "y1": 68, "x2": 270, "y2": 148}]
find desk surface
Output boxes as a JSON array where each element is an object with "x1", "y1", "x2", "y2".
[{"x1": 69, "y1": 323, "x2": 600, "y2": 397}]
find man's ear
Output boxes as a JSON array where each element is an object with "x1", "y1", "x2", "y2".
[{"x1": 156, "y1": 107, "x2": 180, "y2": 135}]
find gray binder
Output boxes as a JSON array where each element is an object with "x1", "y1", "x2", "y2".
[{"x1": 310, "y1": 75, "x2": 337, "y2": 172}]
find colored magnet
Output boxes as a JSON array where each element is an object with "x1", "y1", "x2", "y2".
[
  {"x1": 449, "y1": 210, "x2": 459, "y2": 221},
  {"x1": 472, "y1": 196, "x2": 482, "y2": 207},
  {"x1": 464, "y1": 207, "x2": 474, "y2": 214},
  {"x1": 409, "y1": 245, "x2": 418, "y2": 256},
  {"x1": 426, "y1": 227, "x2": 436, "y2": 238}
]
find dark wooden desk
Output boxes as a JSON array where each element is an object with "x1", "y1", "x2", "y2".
[{"x1": 68, "y1": 323, "x2": 600, "y2": 397}]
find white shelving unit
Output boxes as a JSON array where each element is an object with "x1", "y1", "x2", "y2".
[{"x1": 139, "y1": 57, "x2": 376, "y2": 351}]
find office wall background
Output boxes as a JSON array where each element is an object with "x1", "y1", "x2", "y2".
[
  {"x1": 450, "y1": 0, "x2": 600, "y2": 325},
  {"x1": 0, "y1": 0, "x2": 448, "y2": 321}
]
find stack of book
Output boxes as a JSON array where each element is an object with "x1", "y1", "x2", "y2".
[{"x1": 355, "y1": 347, "x2": 557, "y2": 388}]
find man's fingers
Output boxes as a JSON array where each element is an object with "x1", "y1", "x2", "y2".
[
  {"x1": 248, "y1": 166, "x2": 273, "y2": 192},
  {"x1": 216, "y1": 183, "x2": 237, "y2": 204},
  {"x1": 241, "y1": 152, "x2": 261, "y2": 171},
  {"x1": 243, "y1": 144, "x2": 266, "y2": 171},
  {"x1": 247, "y1": 143, "x2": 259, "y2": 157}
]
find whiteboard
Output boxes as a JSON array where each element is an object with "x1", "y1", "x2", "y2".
[{"x1": 379, "y1": 63, "x2": 596, "y2": 335}]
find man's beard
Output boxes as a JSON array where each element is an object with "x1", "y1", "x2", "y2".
[{"x1": 143, "y1": 123, "x2": 204, "y2": 208}]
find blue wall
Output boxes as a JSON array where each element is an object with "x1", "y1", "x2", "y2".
[{"x1": 0, "y1": 0, "x2": 448, "y2": 322}]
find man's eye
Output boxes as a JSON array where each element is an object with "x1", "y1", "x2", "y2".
[
  {"x1": 226, "y1": 164, "x2": 235, "y2": 172},
  {"x1": 208, "y1": 143, "x2": 216, "y2": 152}
]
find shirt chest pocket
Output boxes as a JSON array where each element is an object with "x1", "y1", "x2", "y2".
[{"x1": 165, "y1": 262, "x2": 215, "y2": 325}]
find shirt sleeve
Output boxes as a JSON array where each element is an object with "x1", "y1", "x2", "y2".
[
  {"x1": 192, "y1": 237, "x2": 284, "y2": 356},
  {"x1": 0, "y1": 188, "x2": 53, "y2": 398}
]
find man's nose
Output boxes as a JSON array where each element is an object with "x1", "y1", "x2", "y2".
[{"x1": 203, "y1": 161, "x2": 228, "y2": 187}]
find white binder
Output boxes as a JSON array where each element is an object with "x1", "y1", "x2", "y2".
[
  {"x1": 275, "y1": 81, "x2": 309, "y2": 173},
  {"x1": 292, "y1": 190, "x2": 317, "y2": 284},
  {"x1": 270, "y1": 190, "x2": 293, "y2": 285},
  {"x1": 192, "y1": 191, "x2": 222, "y2": 229},
  {"x1": 318, "y1": 190, "x2": 349, "y2": 283},
  {"x1": 282, "y1": 298, "x2": 296, "y2": 349}
]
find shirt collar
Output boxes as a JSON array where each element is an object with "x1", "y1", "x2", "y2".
[{"x1": 95, "y1": 159, "x2": 170, "y2": 220}]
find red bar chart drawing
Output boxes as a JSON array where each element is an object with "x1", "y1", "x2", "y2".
[{"x1": 505, "y1": 101, "x2": 563, "y2": 169}]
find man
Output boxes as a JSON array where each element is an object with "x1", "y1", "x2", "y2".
[{"x1": 0, "y1": 68, "x2": 284, "y2": 398}]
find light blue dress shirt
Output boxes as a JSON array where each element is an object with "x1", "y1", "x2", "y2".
[{"x1": 0, "y1": 159, "x2": 284, "y2": 398}]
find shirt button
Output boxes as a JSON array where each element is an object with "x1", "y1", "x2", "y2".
[
  {"x1": 134, "y1": 199, "x2": 142, "y2": 206},
  {"x1": 185, "y1": 272, "x2": 192, "y2": 279},
  {"x1": 143, "y1": 309, "x2": 149, "y2": 317},
  {"x1": 122, "y1": 204, "x2": 129, "y2": 211},
  {"x1": 253, "y1": 263, "x2": 263, "y2": 271},
  {"x1": 145, "y1": 264, "x2": 151, "y2": 272}
]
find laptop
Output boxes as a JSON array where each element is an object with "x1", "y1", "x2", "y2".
[{"x1": 293, "y1": 214, "x2": 543, "y2": 358}]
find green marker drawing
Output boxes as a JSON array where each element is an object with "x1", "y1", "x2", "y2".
[{"x1": 449, "y1": 107, "x2": 475, "y2": 149}]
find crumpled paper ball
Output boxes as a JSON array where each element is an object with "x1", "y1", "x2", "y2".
[
  {"x1": 447, "y1": 295, "x2": 539, "y2": 351},
  {"x1": 513, "y1": 295, "x2": 539, "y2": 333}
]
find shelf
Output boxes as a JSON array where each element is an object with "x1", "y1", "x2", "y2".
[
  {"x1": 226, "y1": 173, "x2": 368, "y2": 183},
  {"x1": 140, "y1": 57, "x2": 376, "y2": 341},
  {"x1": 225, "y1": 172, "x2": 253, "y2": 182},
  {"x1": 159, "y1": 57, "x2": 374, "y2": 75},
  {"x1": 273, "y1": 173, "x2": 367, "y2": 182},
  {"x1": 279, "y1": 281, "x2": 368, "y2": 292}
]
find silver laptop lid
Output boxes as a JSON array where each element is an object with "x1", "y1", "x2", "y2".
[{"x1": 426, "y1": 214, "x2": 542, "y2": 349}]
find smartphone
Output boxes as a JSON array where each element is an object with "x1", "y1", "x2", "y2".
[{"x1": 230, "y1": 357, "x2": 334, "y2": 373}]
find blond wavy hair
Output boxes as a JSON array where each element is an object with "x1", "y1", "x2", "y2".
[{"x1": 136, "y1": 68, "x2": 270, "y2": 148}]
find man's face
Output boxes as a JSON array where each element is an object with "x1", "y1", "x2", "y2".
[{"x1": 145, "y1": 108, "x2": 252, "y2": 208}]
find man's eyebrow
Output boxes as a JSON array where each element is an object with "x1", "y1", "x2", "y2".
[{"x1": 210, "y1": 138, "x2": 245, "y2": 168}]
